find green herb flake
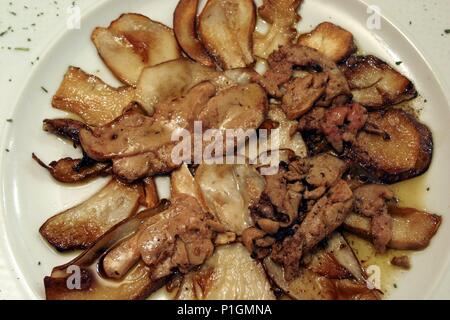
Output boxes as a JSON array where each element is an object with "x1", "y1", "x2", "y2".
[
  {"x1": 395, "y1": 61, "x2": 403, "y2": 66},
  {"x1": 6, "y1": 119, "x2": 13, "y2": 123},
  {"x1": 41, "y1": 86, "x2": 48, "y2": 93},
  {"x1": 14, "y1": 47, "x2": 30, "y2": 52},
  {"x1": 445, "y1": 29, "x2": 450, "y2": 34}
]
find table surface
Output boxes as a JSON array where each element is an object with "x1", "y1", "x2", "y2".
[{"x1": 0, "y1": 0, "x2": 449, "y2": 299}]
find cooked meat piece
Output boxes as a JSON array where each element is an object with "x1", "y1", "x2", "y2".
[
  {"x1": 258, "y1": 45, "x2": 351, "y2": 113},
  {"x1": 391, "y1": 256, "x2": 410, "y2": 270},
  {"x1": 321, "y1": 103, "x2": 368, "y2": 153},
  {"x1": 353, "y1": 184, "x2": 395, "y2": 253},
  {"x1": 353, "y1": 184, "x2": 395, "y2": 217},
  {"x1": 341, "y1": 55, "x2": 417, "y2": 109},
  {"x1": 138, "y1": 194, "x2": 215, "y2": 279},
  {"x1": 304, "y1": 153, "x2": 348, "y2": 188},
  {"x1": 43, "y1": 118, "x2": 88, "y2": 146},
  {"x1": 253, "y1": 0, "x2": 304, "y2": 59},
  {"x1": 271, "y1": 180, "x2": 353, "y2": 280},
  {"x1": 297, "y1": 22, "x2": 356, "y2": 63},
  {"x1": 343, "y1": 207, "x2": 441, "y2": 250},
  {"x1": 346, "y1": 109, "x2": 433, "y2": 183},
  {"x1": 281, "y1": 73, "x2": 327, "y2": 119},
  {"x1": 173, "y1": 0, "x2": 216, "y2": 67},
  {"x1": 298, "y1": 103, "x2": 368, "y2": 154},
  {"x1": 257, "y1": 166, "x2": 304, "y2": 224},
  {"x1": 112, "y1": 145, "x2": 180, "y2": 183},
  {"x1": 298, "y1": 107, "x2": 326, "y2": 132},
  {"x1": 242, "y1": 227, "x2": 274, "y2": 259},
  {"x1": 33, "y1": 154, "x2": 111, "y2": 184},
  {"x1": 299, "y1": 180, "x2": 353, "y2": 249},
  {"x1": 198, "y1": 0, "x2": 256, "y2": 69},
  {"x1": 92, "y1": 13, "x2": 181, "y2": 86},
  {"x1": 252, "y1": 154, "x2": 347, "y2": 228},
  {"x1": 52, "y1": 67, "x2": 135, "y2": 126},
  {"x1": 80, "y1": 111, "x2": 172, "y2": 161}
]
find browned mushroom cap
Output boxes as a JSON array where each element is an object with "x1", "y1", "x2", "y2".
[
  {"x1": 298, "y1": 22, "x2": 356, "y2": 63},
  {"x1": 347, "y1": 109, "x2": 433, "y2": 183},
  {"x1": 92, "y1": 13, "x2": 181, "y2": 86},
  {"x1": 198, "y1": 0, "x2": 256, "y2": 69},
  {"x1": 341, "y1": 55, "x2": 417, "y2": 109}
]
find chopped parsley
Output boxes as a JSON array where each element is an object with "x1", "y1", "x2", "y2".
[
  {"x1": 41, "y1": 86, "x2": 48, "y2": 93},
  {"x1": 396, "y1": 61, "x2": 403, "y2": 66},
  {"x1": 14, "y1": 47, "x2": 30, "y2": 51}
]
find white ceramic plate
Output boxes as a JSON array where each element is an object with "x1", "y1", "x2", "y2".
[{"x1": 1, "y1": 0, "x2": 449, "y2": 299}]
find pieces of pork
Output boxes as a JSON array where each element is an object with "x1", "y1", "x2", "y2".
[
  {"x1": 102, "y1": 194, "x2": 217, "y2": 282},
  {"x1": 353, "y1": 184, "x2": 395, "y2": 253},
  {"x1": 271, "y1": 180, "x2": 353, "y2": 280},
  {"x1": 320, "y1": 103, "x2": 368, "y2": 153},
  {"x1": 251, "y1": 153, "x2": 348, "y2": 230},
  {"x1": 258, "y1": 44, "x2": 351, "y2": 120},
  {"x1": 138, "y1": 194, "x2": 216, "y2": 280},
  {"x1": 298, "y1": 103, "x2": 368, "y2": 154}
]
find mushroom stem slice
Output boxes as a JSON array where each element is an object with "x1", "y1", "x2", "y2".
[
  {"x1": 92, "y1": 13, "x2": 181, "y2": 86},
  {"x1": 44, "y1": 201, "x2": 171, "y2": 300}
]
